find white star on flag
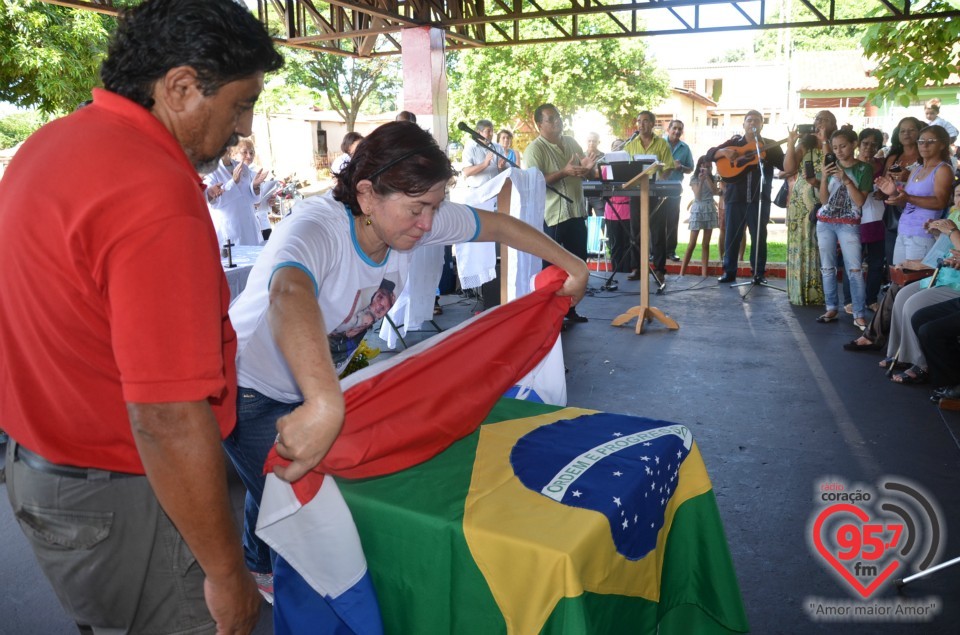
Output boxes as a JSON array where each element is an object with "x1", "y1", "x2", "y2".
[
  {"x1": 572, "y1": 490, "x2": 582, "y2": 498},
  {"x1": 613, "y1": 471, "x2": 623, "y2": 477},
  {"x1": 622, "y1": 519, "x2": 629, "y2": 529},
  {"x1": 613, "y1": 496, "x2": 622, "y2": 507}
]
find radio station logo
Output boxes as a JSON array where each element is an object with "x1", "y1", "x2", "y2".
[{"x1": 805, "y1": 476, "x2": 944, "y2": 622}]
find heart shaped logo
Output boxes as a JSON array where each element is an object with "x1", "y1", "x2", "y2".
[{"x1": 812, "y1": 503, "x2": 901, "y2": 598}]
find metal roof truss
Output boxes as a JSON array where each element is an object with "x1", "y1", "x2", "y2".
[{"x1": 39, "y1": 0, "x2": 960, "y2": 58}]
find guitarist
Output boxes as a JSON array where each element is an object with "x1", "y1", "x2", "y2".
[{"x1": 708, "y1": 110, "x2": 785, "y2": 284}]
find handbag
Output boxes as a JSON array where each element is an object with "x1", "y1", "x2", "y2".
[
  {"x1": 773, "y1": 180, "x2": 789, "y2": 208},
  {"x1": 888, "y1": 265, "x2": 935, "y2": 286}
]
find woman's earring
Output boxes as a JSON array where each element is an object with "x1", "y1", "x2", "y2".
[{"x1": 365, "y1": 217, "x2": 372, "y2": 226}]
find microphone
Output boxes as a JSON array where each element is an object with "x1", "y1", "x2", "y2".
[
  {"x1": 458, "y1": 122, "x2": 486, "y2": 144},
  {"x1": 624, "y1": 129, "x2": 640, "y2": 144},
  {"x1": 750, "y1": 126, "x2": 758, "y2": 135}
]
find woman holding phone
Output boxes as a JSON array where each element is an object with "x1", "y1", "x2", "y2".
[
  {"x1": 784, "y1": 110, "x2": 837, "y2": 306},
  {"x1": 814, "y1": 127, "x2": 874, "y2": 329}
]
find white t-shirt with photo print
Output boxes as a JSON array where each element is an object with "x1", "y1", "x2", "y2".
[{"x1": 230, "y1": 191, "x2": 480, "y2": 402}]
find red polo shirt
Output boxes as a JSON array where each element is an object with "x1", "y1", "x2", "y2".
[{"x1": 0, "y1": 89, "x2": 237, "y2": 473}]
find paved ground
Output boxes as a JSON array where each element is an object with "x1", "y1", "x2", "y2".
[{"x1": 3, "y1": 269, "x2": 960, "y2": 634}]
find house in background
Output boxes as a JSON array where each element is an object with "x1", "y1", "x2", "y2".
[
  {"x1": 659, "y1": 50, "x2": 959, "y2": 153},
  {"x1": 251, "y1": 109, "x2": 395, "y2": 184},
  {"x1": 651, "y1": 87, "x2": 718, "y2": 148},
  {"x1": 791, "y1": 50, "x2": 960, "y2": 132}
]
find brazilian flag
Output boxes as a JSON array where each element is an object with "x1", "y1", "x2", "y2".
[{"x1": 339, "y1": 399, "x2": 749, "y2": 634}]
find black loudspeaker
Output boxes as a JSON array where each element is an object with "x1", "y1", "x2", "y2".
[
  {"x1": 438, "y1": 246, "x2": 457, "y2": 295},
  {"x1": 481, "y1": 257, "x2": 501, "y2": 310}
]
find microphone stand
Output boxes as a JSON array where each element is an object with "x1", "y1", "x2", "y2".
[
  {"x1": 731, "y1": 129, "x2": 785, "y2": 296},
  {"x1": 459, "y1": 123, "x2": 573, "y2": 204}
]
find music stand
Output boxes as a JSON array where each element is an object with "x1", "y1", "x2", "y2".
[
  {"x1": 611, "y1": 164, "x2": 680, "y2": 334},
  {"x1": 592, "y1": 158, "x2": 660, "y2": 292}
]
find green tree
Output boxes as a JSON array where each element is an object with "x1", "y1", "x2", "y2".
[
  {"x1": 0, "y1": 110, "x2": 46, "y2": 149},
  {"x1": 285, "y1": 51, "x2": 400, "y2": 131},
  {"x1": 716, "y1": 0, "x2": 868, "y2": 62},
  {"x1": 256, "y1": 73, "x2": 320, "y2": 116},
  {"x1": 447, "y1": 38, "x2": 668, "y2": 141},
  {"x1": 861, "y1": 4, "x2": 960, "y2": 107},
  {"x1": 0, "y1": 1, "x2": 115, "y2": 114}
]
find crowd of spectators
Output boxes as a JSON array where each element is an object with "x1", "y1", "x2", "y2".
[{"x1": 775, "y1": 100, "x2": 960, "y2": 407}]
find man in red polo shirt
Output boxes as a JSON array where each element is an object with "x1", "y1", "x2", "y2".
[{"x1": 0, "y1": 1, "x2": 283, "y2": 632}]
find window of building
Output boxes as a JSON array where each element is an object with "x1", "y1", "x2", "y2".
[{"x1": 683, "y1": 79, "x2": 696, "y2": 90}]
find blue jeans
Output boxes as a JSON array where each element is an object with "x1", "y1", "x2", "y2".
[
  {"x1": 223, "y1": 387, "x2": 300, "y2": 574},
  {"x1": 817, "y1": 221, "x2": 866, "y2": 318}
]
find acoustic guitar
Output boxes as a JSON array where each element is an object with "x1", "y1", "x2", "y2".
[{"x1": 713, "y1": 137, "x2": 789, "y2": 182}]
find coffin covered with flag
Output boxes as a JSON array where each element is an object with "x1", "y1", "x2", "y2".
[
  {"x1": 340, "y1": 402, "x2": 749, "y2": 634},
  {"x1": 256, "y1": 267, "x2": 748, "y2": 634}
]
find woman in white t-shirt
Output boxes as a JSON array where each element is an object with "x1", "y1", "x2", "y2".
[{"x1": 223, "y1": 121, "x2": 589, "y2": 589}]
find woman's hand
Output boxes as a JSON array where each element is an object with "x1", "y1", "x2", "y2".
[
  {"x1": 272, "y1": 395, "x2": 345, "y2": 483},
  {"x1": 556, "y1": 262, "x2": 589, "y2": 307},
  {"x1": 926, "y1": 217, "x2": 958, "y2": 237},
  {"x1": 206, "y1": 182, "x2": 225, "y2": 202},
  {"x1": 232, "y1": 162, "x2": 244, "y2": 184},
  {"x1": 875, "y1": 174, "x2": 899, "y2": 197},
  {"x1": 944, "y1": 249, "x2": 960, "y2": 269}
]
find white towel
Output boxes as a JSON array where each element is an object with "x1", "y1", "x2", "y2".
[
  {"x1": 450, "y1": 186, "x2": 497, "y2": 289},
  {"x1": 378, "y1": 244, "x2": 443, "y2": 349},
  {"x1": 452, "y1": 168, "x2": 546, "y2": 300}
]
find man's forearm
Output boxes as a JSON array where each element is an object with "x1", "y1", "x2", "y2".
[
  {"x1": 461, "y1": 162, "x2": 488, "y2": 177},
  {"x1": 128, "y1": 401, "x2": 246, "y2": 581}
]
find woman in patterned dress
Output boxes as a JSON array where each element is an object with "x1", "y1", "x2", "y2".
[{"x1": 784, "y1": 110, "x2": 837, "y2": 306}]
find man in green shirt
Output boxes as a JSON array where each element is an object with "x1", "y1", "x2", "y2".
[
  {"x1": 524, "y1": 103, "x2": 597, "y2": 322},
  {"x1": 623, "y1": 111, "x2": 675, "y2": 282}
]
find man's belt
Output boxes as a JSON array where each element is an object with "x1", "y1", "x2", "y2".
[{"x1": 13, "y1": 442, "x2": 138, "y2": 480}]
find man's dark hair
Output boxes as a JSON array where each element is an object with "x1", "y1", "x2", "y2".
[
  {"x1": 333, "y1": 122, "x2": 453, "y2": 215},
  {"x1": 534, "y1": 104, "x2": 558, "y2": 125},
  {"x1": 636, "y1": 111, "x2": 655, "y2": 124},
  {"x1": 476, "y1": 119, "x2": 494, "y2": 131},
  {"x1": 340, "y1": 132, "x2": 364, "y2": 154},
  {"x1": 396, "y1": 111, "x2": 418, "y2": 123},
  {"x1": 100, "y1": 0, "x2": 284, "y2": 110}
]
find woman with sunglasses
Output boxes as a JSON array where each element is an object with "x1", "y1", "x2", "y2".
[
  {"x1": 221, "y1": 121, "x2": 588, "y2": 594},
  {"x1": 876, "y1": 124, "x2": 954, "y2": 265}
]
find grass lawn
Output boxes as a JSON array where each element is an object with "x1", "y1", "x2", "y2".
[{"x1": 676, "y1": 235, "x2": 786, "y2": 263}]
